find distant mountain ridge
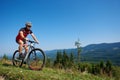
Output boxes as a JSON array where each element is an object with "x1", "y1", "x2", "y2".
[
  {"x1": 84, "y1": 42, "x2": 120, "y2": 51},
  {"x1": 46, "y1": 42, "x2": 120, "y2": 65}
]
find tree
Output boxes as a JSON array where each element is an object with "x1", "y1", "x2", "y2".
[
  {"x1": 54, "y1": 51, "x2": 62, "y2": 69},
  {"x1": 62, "y1": 50, "x2": 69, "y2": 69},
  {"x1": 100, "y1": 61, "x2": 105, "y2": 74},
  {"x1": 2, "y1": 54, "x2": 8, "y2": 60},
  {"x1": 68, "y1": 52, "x2": 74, "y2": 68},
  {"x1": 75, "y1": 38, "x2": 81, "y2": 63},
  {"x1": 70, "y1": 52, "x2": 74, "y2": 64},
  {"x1": 105, "y1": 60, "x2": 112, "y2": 76}
]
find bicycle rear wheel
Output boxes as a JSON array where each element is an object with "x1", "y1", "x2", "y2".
[
  {"x1": 12, "y1": 50, "x2": 23, "y2": 67},
  {"x1": 28, "y1": 48, "x2": 46, "y2": 70}
]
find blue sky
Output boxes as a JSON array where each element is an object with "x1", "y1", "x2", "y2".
[{"x1": 0, "y1": 0, "x2": 120, "y2": 55}]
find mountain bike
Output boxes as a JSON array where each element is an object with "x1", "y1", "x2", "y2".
[{"x1": 12, "y1": 40, "x2": 46, "y2": 70}]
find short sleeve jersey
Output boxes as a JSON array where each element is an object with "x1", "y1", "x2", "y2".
[{"x1": 16, "y1": 27, "x2": 33, "y2": 41}]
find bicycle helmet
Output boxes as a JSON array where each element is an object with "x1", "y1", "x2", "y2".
[{"x1": 25, "y1": 22, "x2": 32, "y2": 27}]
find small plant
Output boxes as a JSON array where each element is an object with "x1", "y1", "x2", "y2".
[{"x1": 2, "y1": 54, "x2": 8, "y2": 60}]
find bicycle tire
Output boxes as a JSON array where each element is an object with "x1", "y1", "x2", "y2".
[
  {"x1": 28, "y1": 48, "x2": 46, "y2": 70},
  {"x1": 12, "y1": 50, "x2": 23, "y2": 67}
]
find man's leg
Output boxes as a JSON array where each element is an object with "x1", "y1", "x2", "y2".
[
  {"x1": 18, "y1": 40, "x2": 24, "y2": 54},
  {"x1": 18, "y1": 40, "x2": 25, "y2": 58},
  {"x1": 24, "y1": 45, "x2": 28, "y2": 55}
]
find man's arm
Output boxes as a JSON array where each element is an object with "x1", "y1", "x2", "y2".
[
  {"x1": 31, "y1": 33, "x2": 39, "y2": 43},
  {"x1": 20, "y1": 31, "x2": 25, "y2": 39}
]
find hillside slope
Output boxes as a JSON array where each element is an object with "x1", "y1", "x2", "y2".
[
  {"x1": 81, "y1": 42, "x2": 120, "y2": 65},
  {"x1": 0, "y1": 60, "x2": 114, "y2": 80}
]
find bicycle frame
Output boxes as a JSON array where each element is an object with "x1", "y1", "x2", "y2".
[
  {"x1": 14, "y1": 41, "x2": 36, "y2": 63},
  {"x1": 23, "y1": 41, "x2": 36, "y2": 63}
]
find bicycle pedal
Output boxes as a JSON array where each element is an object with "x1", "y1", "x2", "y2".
[{"x1": 23, "y1": 62, "x2": 26, "y2": 64}]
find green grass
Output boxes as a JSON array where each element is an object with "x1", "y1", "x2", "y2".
[{"x1": 0, "y1": 60, "x2": 114, "y2": 80}]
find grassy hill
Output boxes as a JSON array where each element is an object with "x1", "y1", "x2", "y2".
[{"x1": 0, "y1": 60, "x2": 114, "y2": 80}]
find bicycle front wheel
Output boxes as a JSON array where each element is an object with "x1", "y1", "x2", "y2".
[{"x1": 28, "y1": 48, "x2": 46, "y2": 70}]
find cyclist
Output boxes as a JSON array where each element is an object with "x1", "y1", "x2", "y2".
[{"x1": 16, "y1": 22, "x2": 39, "y2": 58}]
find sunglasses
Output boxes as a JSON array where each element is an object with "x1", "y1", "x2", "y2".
[{"x1": 27, "y1": 26, "x2": 31, "y2": 28}]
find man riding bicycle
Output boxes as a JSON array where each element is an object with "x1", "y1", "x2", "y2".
[{"x1": 16, "y1": 22, "x2": 39, "y2": 58}]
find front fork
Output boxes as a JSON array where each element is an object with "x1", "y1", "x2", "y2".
[{"x1": 24, "y1": 46, "x2": 36, "y2": 64}]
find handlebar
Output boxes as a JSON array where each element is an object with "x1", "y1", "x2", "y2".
[{"x1": 27, "y1": 40, "x2": 38, "y2": 44}]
